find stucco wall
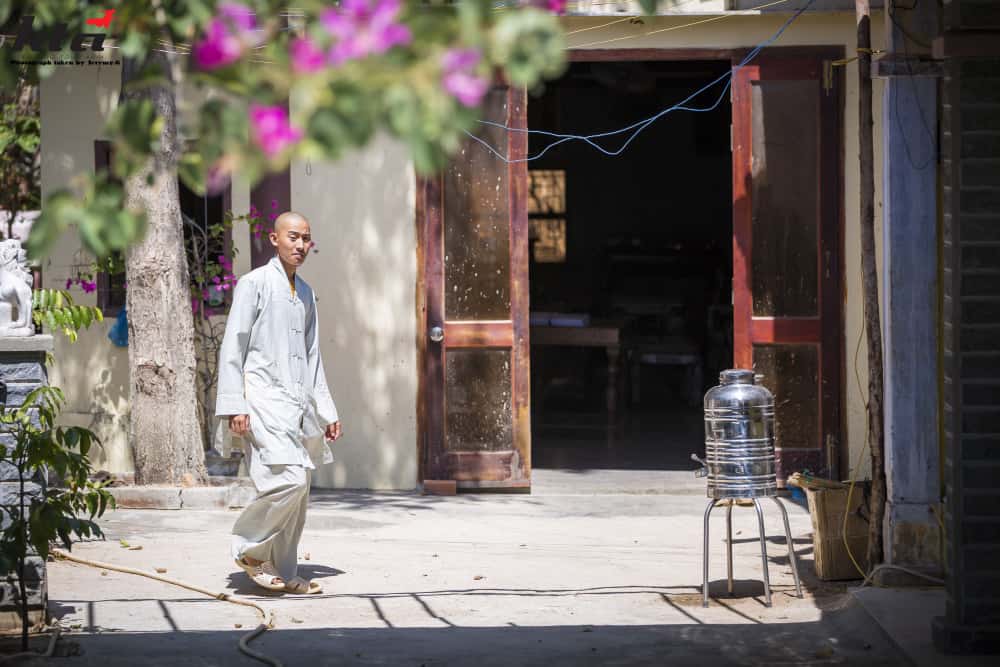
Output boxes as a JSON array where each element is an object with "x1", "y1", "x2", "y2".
[
  {"x1": 39, "y1": 62, "x2": 131, "y2": 473},
  {"x1": 288, "y1": 134, "x2": 418, "y2": 489},
  {"x1": 38, "y1": 8, "x2": 883, "y2": 489}
]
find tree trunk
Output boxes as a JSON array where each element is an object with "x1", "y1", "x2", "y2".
[
  {"x1": 120, "y1": 51, "x2": 207, "y2": 486},
  {"x1": 856, "y1": 0, "x2": 886, "y2": 570}
]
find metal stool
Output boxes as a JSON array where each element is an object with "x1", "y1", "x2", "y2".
[
  {"x1": 694, "y1": 369, "x2": 804, "y2": 608},
  {"x1": 701, "y1": 496, "x2": 803, "y2": 608}
]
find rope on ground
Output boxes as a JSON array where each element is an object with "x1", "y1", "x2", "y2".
[
  {"x1": 0, "y1": 624, "x2": 61, "y2": 664},
  {"x1": 50, "y1": 548, "x2": 283, "y2": 667}
]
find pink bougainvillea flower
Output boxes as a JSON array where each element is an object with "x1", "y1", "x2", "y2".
[
  {"x1": 290, "y1": 36, "x2": 326, "y2": 73},
  {"x1": 546, "y1": 0, "x2": 567, "y2": 14},
  {"x1": 80, "y1": 279, "x2": 97, "y2": 294},
  {"x1": 192, "y1": 19, "x2": 242, "y2": 69},
  {"x1": 521, "y1": 0, "x2": 566, "y2": 13},
  {"x1": 65, "y1": 278, "x2": 73, "y2": 290},
  {"x1": 249, "y1": 103, "x2": 304, "y2": 157},
  {"x1": 321, "y1": 0, "x2": 412, "y2": 65},
  {"x1": 192, "y1": 2, "x2": 261, "y2": 70},
  {"x1": 441, "y1": 48, "x2": 489, "y2": 108},
  {"x1": 218, "y1": 2, "x2": 256, "y2": 32},
  {"x1": 206, "y1": 160, "x2": 233, "y2": 195}
]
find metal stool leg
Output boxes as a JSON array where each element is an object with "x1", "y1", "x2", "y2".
[
  {"x1": 752, "y1": 498, "x2": 773, "y2": 607},
  {"x1": 726, "y1": 500, "x2": 734, "y2": 596},
  {"x1": 702, "y1": 499, "x2": 716, "y2": 608},
  {"x1": 772, "y1": 496, "x2": 803, "y2": 599}
]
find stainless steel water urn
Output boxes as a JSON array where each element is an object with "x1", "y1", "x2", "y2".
[{"x1": 698, "y1": 369, "x2": 778, "y2": 499}]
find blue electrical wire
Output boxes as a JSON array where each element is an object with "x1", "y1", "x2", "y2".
[{"x1": 467, "y1": 0, "x2": 817, "y2": 163}]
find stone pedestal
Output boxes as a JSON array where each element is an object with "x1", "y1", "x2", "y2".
[{"x1": 0, "y1": 335, "x2": 53, "y2": 629}]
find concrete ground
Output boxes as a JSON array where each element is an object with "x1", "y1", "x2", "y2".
[
  {"x1": 36, "y1": 479, "x2": 910, "y2": 666},
  {"x1": 851, "y1": 587, "x2": 996, "y2": 667}
]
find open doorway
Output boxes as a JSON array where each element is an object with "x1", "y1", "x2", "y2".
[{"x1": 528, "y1": 59, "x2": 733, "y2": 471}]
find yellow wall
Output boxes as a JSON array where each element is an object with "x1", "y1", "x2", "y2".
[{"x1": 38, "y1": 8, "x2": 882, "y2": 488}]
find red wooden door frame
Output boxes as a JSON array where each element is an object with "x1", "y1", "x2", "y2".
[{"x1": 731, "y1": 47, "x2": 845, "y2": 479}]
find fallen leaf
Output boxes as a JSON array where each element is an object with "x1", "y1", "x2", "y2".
[
  {"x1": 815, "y1": 646, "x2": 835, "y2": 659},
  {"x1": 100, "y1": 571, "x2": 108, "y2": 576},
  {"x1": 119, "y1": 539, "x2": 130, "y2": 548},
  {"x1": 234, "y1": 623, "x2": 243, "y2": 629},
  {"x1": 155, "y1": 567, "x2": 167, "y2": 574},
  {"x1": 128, "y1": 545, "x2": 143, "y2": 551},
  {"x1": 473, "y1": 575, "x2": 484, "y2": 581},
  {"x1": 290, "y1": 617, "x2": 303, "y2": 624},
  {"x1": 304, "y1": 552, "x2": 311, "y2": 561}
]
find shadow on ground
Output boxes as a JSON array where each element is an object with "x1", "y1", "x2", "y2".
[{"x1": 42, "y1": 598, "x2": 903, "y2": 666}]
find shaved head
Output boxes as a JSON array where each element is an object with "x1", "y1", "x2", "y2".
[
  {"x1": 274, "y1": 211, "x2": 310, "y2": 234},
  {"x1": 269, "y1": 211, "x2": 314, "y2": 273}
]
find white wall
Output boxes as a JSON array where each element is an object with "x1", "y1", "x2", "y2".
[
  {"x1": 40, "y1": 61, "x2": 131, "y2": 472},
  {"x1": 289, "y1": 135, "x2": 418, "y2": 489}
]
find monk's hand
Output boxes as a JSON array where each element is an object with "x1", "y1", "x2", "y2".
[
  {"x1": 229, "y1": 414, "x2": 251, "y2": 437},
  {"x1": 325, "y1": 421, "x2": 342, "y2": 442}
]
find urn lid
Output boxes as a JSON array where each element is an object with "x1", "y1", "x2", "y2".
[{"x1": 719, "y1": 369, "x2": 755, "y2": 385}]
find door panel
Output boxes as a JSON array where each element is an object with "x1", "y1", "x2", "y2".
[
  {"x1": 733, "y1": 49, "x2": 843, "y2": 481},
  {"x1": 420, "y1": 85, "x2": 531, "y2": 490}
]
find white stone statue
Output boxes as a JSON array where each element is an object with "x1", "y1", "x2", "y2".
[{"x1": 0, "y1": 239, "x2": 35, "y2": 337}]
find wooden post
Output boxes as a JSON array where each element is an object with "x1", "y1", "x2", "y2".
[{"x1": 856, "y1": 0, "x2": 886, "y2": 570}]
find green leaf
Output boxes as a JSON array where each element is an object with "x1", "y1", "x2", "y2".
[
  {"x1": 26, "y1": 190, "x2": 75, "y2": 260},
  {"x1": 109, "y1": 98, "x2": 159, "y2": 157},
  {"x1": 119, "y1": 32, "x2": 150, "y2": 60},
  {"x1": 638, "y1": 0, "x2": 659, "y2": 14}
]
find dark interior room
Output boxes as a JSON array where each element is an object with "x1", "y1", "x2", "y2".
[{"x1": 527, "y1": 59, "x2": 734, "y2": 471}]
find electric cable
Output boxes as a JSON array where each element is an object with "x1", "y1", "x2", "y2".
[{"x1": 465, "y1": 0, "x2": 817, "y2": 163}]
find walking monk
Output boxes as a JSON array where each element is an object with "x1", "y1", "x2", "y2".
[{"x1": 216, "y1": 211, "x2": 342, "y2": 594}]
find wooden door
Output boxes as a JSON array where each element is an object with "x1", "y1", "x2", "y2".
[
  {"x1": 418, "y1": 85, "x2": 531, "y2": 491},
  {"x1": 732, "y1": 48, "x2": 843, "y2": 480}
]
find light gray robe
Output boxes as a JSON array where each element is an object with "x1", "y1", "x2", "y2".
[{"x1": 215, "y1": 256, "x2": 339, "y2": 469}]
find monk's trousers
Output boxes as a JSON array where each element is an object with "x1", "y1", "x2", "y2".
[{"x1": 231, "y1": 442, "x2": 312, "y2": 582}]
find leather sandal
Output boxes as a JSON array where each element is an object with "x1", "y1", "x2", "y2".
[
  {"x1": 284, "y1": 576, "x2": 322, "y2": 594},
  {"x1": 235, "y1": 557, "x2": 285, "y2": 591}
]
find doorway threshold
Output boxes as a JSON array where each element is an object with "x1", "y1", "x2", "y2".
[{"x1": 531, "y1": 468, "x2": 707, "y2": 496}]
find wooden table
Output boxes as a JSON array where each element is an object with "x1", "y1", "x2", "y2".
[{"x1": 530, "y1": 320, "x2": 624, "y2": 428}]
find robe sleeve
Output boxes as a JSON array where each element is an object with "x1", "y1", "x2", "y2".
[
  {"x1": 215, "y1": 276, "x2": 258, "y2": 417},
  {"x1": 306, "y1": 290, "x2": 339, "y2": 426}
]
